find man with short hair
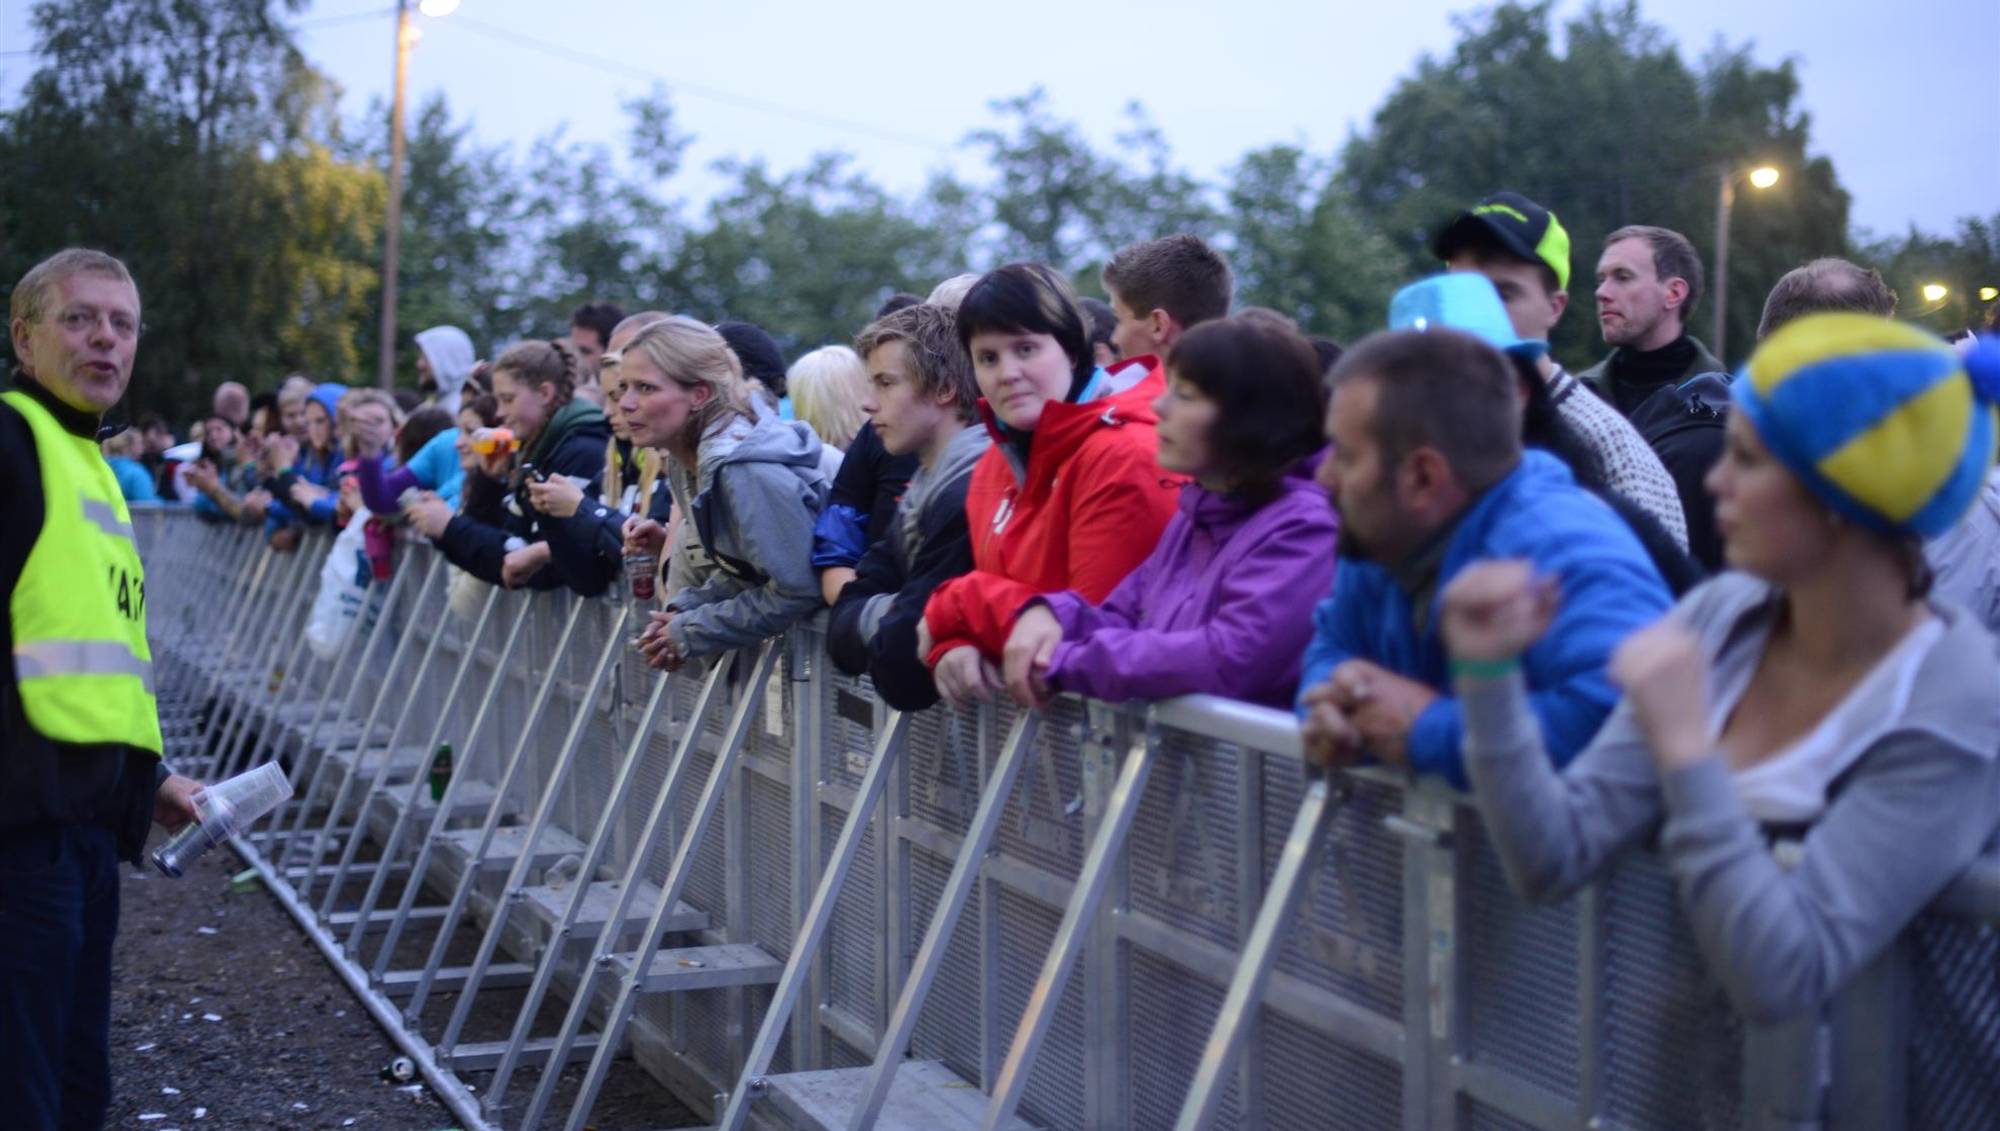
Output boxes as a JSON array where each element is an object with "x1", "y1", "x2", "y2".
[
  {"x1": 210, "y1": 379, "x2": 249, "y2": 430},
  {"x1": 1756, "y1": 257, "x2": 1897, "y2": 340},
  {"x1": 1100, "y1": 234, "x2": 1233, "y2": 391},
  {"x1": 1582, "y1": 225, "x2": 1722, "y2": 409},
  {"x1": 1580, "y1": 225, "x2": 1731, "y2": 568},
  {"x1": 827, "y1": 303, "x2": 991, "y2": 709},
  {"x1": 2, "y1": 247, "x2": 203, "y2": 1129},
  {"x1": 1434, "y1": 192, "x2": 1688, "y2": 550},
  {"x1": 569, "y1": 300, "x2": 628, "y2": 358},
  {"x1": 1297, "y1": 327, "x2": 1670, "y2": 785}
]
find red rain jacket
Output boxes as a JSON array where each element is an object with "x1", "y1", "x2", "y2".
[{"x1": 922, "y1": 363, "x2": 1185, "y2": 663}]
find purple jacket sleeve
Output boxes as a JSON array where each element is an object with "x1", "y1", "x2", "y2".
[
  {"x1": 357, "y1": 455, "x2": 421, "y2": 515},
  {"x1": 1042, "y1": 510, "x2": 1335, "y2": 707}
]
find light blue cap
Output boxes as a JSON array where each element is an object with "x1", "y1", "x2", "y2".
[{"x1": 1388, "y1": 273, "x2": 1549, "y2": 361}]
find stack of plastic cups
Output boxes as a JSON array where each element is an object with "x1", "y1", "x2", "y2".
[{"x1": 151, "y1": 761, "x2": 296, "y2": 878}]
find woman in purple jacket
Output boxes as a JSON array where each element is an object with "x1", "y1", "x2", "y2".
[{"x1": 1000, "y1": 315, "x2": 1339, "y2": 708}]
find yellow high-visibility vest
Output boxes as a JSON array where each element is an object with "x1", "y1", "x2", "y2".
[{"x1": 4, "y1": 388, "x2": 162, "y2": 755}]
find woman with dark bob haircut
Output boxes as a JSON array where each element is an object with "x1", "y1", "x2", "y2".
[
  {"x1": 1000, "y1": 315, "x2": 1340, "y2": 707},
  {"x1": 919, "y1": 262, "x2": 1180, "y2": 706}
]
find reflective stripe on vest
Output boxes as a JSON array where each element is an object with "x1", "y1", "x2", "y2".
[
  {"x1": 14, "y1": 638, "x2": 157, "y2": 695},
  {"x1": 3, "y1": 389, "x2": 164, "y2": 755}
]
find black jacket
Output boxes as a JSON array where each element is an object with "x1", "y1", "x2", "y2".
[
  {"x1": 1624, "y1": 373, "x2": 1730, "y2": 572},
  {"x1": 434, "y1": 408, "x2": 610, "y2": 588},
  {"x1": 544, "y1": 450, "x2": 673, "y2": 598},
  {"x1": 826, "y1": 428, "x2": 985, "y2": 711},
  {"x1": 1, "y1": 373, "x2": 166, "y2": 863}
]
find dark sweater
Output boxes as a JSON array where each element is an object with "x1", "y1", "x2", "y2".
[
  {"x1": 434, "y1": 406, "x2": 610, "y2": 588},
  {"x1": 1, "y1": 373, "x2": 167, "y2": 864}
]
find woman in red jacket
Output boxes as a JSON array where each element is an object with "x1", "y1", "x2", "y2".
[{"x1": 920, "y1": 262, "x2": 1184, "y2": 705}]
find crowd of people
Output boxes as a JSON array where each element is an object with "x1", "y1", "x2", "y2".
[{"x1": 14, "y1": 186, "x2": 2000, "y2": 1123}]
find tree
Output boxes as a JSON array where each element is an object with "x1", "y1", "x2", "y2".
[
  {"x1": 0, "y1": 0, "x2": 383, "y2": 419},
  {"x1": 669, "y1": 153, "x2": 965, "y2": 353},
  {"x1": 1339, "y1": 1, "x2": 1852, "y2": 366},
  {"x1": 1223, "y1": 145, "x2": 1402, "y2": 343}
]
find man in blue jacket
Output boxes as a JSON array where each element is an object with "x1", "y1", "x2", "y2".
[{"x1": 1298, "y1": 327, "x2": 1670, "y2": 787}]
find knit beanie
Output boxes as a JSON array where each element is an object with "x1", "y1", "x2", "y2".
[
  {"x1": 715, "y1": 321, "x2": 789, "y2": 400},
  {"x1": 1736, "y1": 314, "x2": 2000, "y2": 538}
]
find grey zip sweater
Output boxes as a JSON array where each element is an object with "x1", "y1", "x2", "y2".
[
  {"x1": 664, "y1": 413, "x2": 829, "y2": 658},
  {"x1": 1459, "y1": 572, "x2": 2000, "y2": 1024}
]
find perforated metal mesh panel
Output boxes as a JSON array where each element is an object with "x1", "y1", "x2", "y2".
[
  {"x1": 994, "y1": 886, "x2": 1085, "y2": 1130},
  {"x1": 1459, "y1": 809, "x2": 1582, "y2": 1104},
  {"x1": 1601, "y1": 853, "x2": 1742, "y2": 1130},
  {"x1": 1260, "y1": 1008, "x2": 1402, "y2": 1130},
  {"x1": 994, "y1": 699, "x2": 1087, "y2": 883},
  {"x1": 1269, "y1": 771, "x2": 1405, "y2": 1020},
  {"x1": 748, "y1": 771, "x2": 795, "y2": 961},
  {"x1": 1462, "y1": 1099, "x2": 1546, "y2": 1131},
  {"x1": 907, "y1": 844, "x2": 985, "y2": 1089},
  {"x1": 1129, "y1": 737, "x2": 1244, "y2": 951},
  {"x1": 1128, "y1": 948, "x2": 1238, "y2": 1129},
  {"x1": 822, "y1": 807, "x2": 880, "y2": 1034},
  {"x1": 907, "y1": 704, "x2": 982, "y2": 839},
  {"x1": 1907, "y1": 914, "x2": 2000, "y2": 1128}
]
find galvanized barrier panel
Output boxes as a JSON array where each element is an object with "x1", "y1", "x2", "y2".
[{"x1": 137, "y1": 513, "x2": 2000, "y2": 1131}]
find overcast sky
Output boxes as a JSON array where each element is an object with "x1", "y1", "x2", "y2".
[{"x1": 3, "y1": 0, "x2": 1992, "y2": 241}]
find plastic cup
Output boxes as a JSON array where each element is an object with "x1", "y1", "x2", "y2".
[{"x1": 152, "y1": 762, "x2": 295, "y2": 878}]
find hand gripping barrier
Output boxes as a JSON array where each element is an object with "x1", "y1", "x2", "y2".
[{"x1": 137, "y1": 508, "x2": 2000, "y2": 1131}]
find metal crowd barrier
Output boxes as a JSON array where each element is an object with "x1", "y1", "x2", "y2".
[{"x1": 132, "y1": 506, "x2": 2000, "y2": 1131}]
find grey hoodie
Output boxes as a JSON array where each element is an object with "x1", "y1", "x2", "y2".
[
  {"x1": 664, "y1": 412, "x2": 829, "y2": 658},
  {"x1": 415, "y1": 325, "x2": 476, "y2": 417},
  {"x1": 1460, "y1": 571, "x2": 2000, "y2": 1025}
]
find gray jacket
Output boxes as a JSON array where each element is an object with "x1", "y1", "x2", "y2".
[
  {"x1": 1460, "y1": 572, "x2": 2000, "y2": 1024},
  {"x1": 664, "y1": 413, "x2": 829, "y2": 658}
]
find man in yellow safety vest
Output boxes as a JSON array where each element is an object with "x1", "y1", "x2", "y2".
[{"x1": 3, "y1": 248, "x2": 204, "y2": 1130}]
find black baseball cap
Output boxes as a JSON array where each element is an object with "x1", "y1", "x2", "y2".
[{"x1": 1431, "y1": 191, "x2": 1572, "y2": 292}]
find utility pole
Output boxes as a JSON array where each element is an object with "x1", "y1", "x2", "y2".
[{"x1": 377, "y1": 0, "x2": 413, "y2": 389}]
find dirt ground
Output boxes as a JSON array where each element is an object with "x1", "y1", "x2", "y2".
[{"x1": 106, "y1": 825, "x2": 701, "y2": 1130}]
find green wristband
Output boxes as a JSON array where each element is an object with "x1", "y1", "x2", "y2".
[{"x1": 1449, "y1": 656, "x2": 1521, "y2": 682}]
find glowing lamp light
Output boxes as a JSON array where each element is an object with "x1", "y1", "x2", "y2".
[
  {"x1": 1980, "y1": 287, "x2": 1999, "y2": 303},
  {"x1": 1747, "y1": 166, "x2": 1781, "y2": 190},
  {"x1": 419, "y1": 0, "x2": 460, "y2": 17},
  {"x1": 1921, "y1": 284, "x2": 1949, "y2": 304}
]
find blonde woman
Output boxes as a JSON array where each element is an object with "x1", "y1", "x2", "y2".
[
  {"x1": 617, "y1": 316, "x2": 829, "y2": 668},
  {"x1": 786, "y1": 344, "x2": 870, "y2": 480},
  {"x1": 529, "y1": 345, "x2": 670, "y2": 596}
]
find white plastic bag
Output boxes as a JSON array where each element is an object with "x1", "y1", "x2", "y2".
[{"x1": 305, "y1": 508, "x2": 373, "y2": 661}]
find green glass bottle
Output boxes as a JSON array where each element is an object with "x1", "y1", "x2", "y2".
[{"x1": 429, "y1": 741, "x2": 453, "y2": 802}]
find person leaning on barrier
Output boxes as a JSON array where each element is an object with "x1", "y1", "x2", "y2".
[
  {"x1": 1755, "y1": 258, "x2": 2000, "y2": 636},
  {"x1": 1389, "y1": 274, "x2": 1703, "y2": 595},
  {"x1": 406, "y1": 338, "x2": 609, "y2": 590},
  {"x1": 617, "y1": 316, "x2": 829, "y2": 670},
  {"x1": 532, "y1": 317, "x2": 674, "y2": 598},
  {"x1": 826, "y1": 302, "x2": 990, "y2": 710},
  {"x1": 2, "y1": 247, "x2": 204, "y2": 1129},
  {"x1": 1297, "y1": 327, "x2": 1671, "y2": 787},
  {"x1": 917, "y1": 263, "x2": 1186, "y2": 707},
  {"x1": 1439, "y1": 317, "x2": 2000, "y2": 1025},
  {"x1": 1000, "y1": 314, "x2": 1337, "y2": 709},
  {"x1": 1433, "y1": 191, "x2": 1689, "y2": 553}
]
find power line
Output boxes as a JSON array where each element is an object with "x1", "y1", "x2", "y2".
[
  {"x1": 0, "y1": 6, "x2": 394, "y2": 60},
  {"x1": 443, "y1": 13, "x2": 953, "y2": 155}
]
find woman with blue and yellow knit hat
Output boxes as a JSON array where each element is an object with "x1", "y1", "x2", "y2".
[{"x1": 1435, "y1": 313, "x2": 2000, "y2": 1035}]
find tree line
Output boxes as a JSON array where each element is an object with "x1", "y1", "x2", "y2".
[{"x1": 2, "y1": 0, "x2": 1993, "y2": 424}]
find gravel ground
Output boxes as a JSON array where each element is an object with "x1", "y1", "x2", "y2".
[{"x1": 106, "y1": 824, "x2": 703, "y2": 1131}]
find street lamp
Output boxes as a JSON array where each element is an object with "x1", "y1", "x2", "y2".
[
  {"x1": 1979, "y1": 286, "x2": 1998, "y2": 303},
  {"x1": 1712, "y1": 164, "x2": 1781, "y2": 363},
  {"x1": 1921, "y1": 283, "x2": 1950, "y2": 305},
  {"x1": 377, "y1": 0, "x2": 455, "y2": 388}
]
